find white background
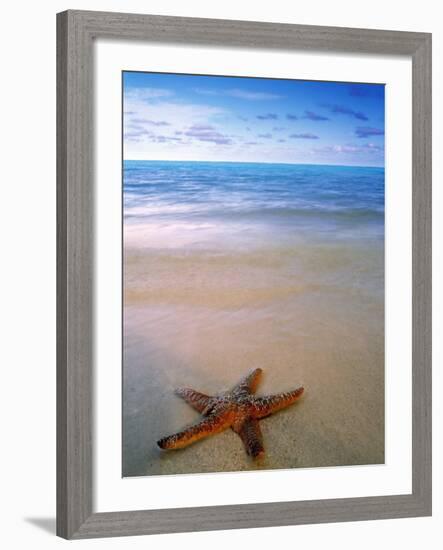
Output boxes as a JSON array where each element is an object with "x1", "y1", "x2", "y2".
[{"x1": 0, "y1": 0, "x2": 441, "y2": 548}]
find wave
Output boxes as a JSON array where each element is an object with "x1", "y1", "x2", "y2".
[{"x1": 124, "y1": 203, "x2": 384, "y2": 225}]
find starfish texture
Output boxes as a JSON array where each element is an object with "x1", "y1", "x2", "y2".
[{"x1": 157, "y1": 368, "x2": 304, "y2": 458}]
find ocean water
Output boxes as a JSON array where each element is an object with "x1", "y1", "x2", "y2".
[
  {"x1": 124, "y1": 160, "x2": 384, "y2": 241},
  {"x1": 123, "y1": 160, "x2": 385, "y2": 477}
]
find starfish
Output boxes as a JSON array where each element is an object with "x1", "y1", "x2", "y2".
[{"x1": 157, "y1": 368, "x2": 304, "y2": 458}]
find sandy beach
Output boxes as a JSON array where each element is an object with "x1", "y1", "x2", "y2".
[{"x1": 122, "y1": 161, "x2": 384, "y2": 477}]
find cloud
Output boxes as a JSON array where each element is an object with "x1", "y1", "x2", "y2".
[
  {"x1": 124, "y1": 93, "x2": 226, "y2": 143},
  {"x1": 193, "y1": 88, "x2": 284, "y2": 101},
  {"x1": 192, "y1": 88, "x2": 218, "y2": 96},
  {"x1": 149, "y1": 135, "x2": 183, "y2": 143},
  {"x1": 323, "y1": 104, "x2": 368, "y2": 121},
  {"x1": 124, "y1": 130, "x2": 148, "y2": 142},
  {"x1": 278, "y1": 139, "x2": 286, "y2": 143},
  {"x1": 183, "y1": 124, "x2": 232, "y2": 145},
  {"x1": 312, "y1": 143, "x2": 383, "y2": 154},
  {"x1": 355, "y1": 126, "x2": 384, "y2": 138},
  {"x1": 130, "y1": 118, "x2": 171, "y2": 127},
  {"x1": 272, "y1": 126, "x2": 285, "y2": 131},
  {"x1": 286, "y1": 114, "x2": 298, "y2": 120},
  {"x1": 257, "y1": 113, "x2": 278, "y2": 120},
  {"x1": 313, "y1": 145, "x2": 359, "y2": 153},
  {"x1": 362, "y1": 142, "x2": 383, "y2": 151},
  {"x1": 124, "y1": 124, "x2": 153, "y2": 142},
  {"x1": 228, "y1": 89, "x2": 284, "y2": 100},
  {"x1": 303, "y1": 111, "x2": 329, "y2": 121},
  {"x1": 124, "y1": 122, "x2": 185, "y2": 144},
  {"x1": 124, "y1": 87, "x2": 174, "y2": 101},
  {"x1": 290, "y1": 133, "x2": 319, "y2": 139},
  {"x1": 257, "y1": 133, "x2": 273, "y2": 139}
]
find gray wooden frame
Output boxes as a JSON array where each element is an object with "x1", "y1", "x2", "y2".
[{"x1": 57, "y1": 9, "x2": 432, "y2": 539}]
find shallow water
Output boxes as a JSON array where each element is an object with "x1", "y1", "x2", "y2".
[{"x1": 122, "y1": 160, "x2": 384, "y2": 477}]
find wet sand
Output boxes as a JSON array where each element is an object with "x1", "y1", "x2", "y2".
[{"x1": 123, "y1": 227, "x2": 384, "y2": 477}]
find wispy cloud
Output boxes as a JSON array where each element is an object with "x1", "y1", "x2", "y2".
[
  {"x1": 257, "y1": 113, "x2": 278, "y2": 120},
  {"x1": 124, "y1": 122, "x2": 154, "y2": 141},
  {"x1": 257, "y1": 133, "x2": 273, "y2": 139},
  {"x1": 183, "y1": 124, "x2": 232, "y2": 145},
  {"x1": 355, "y1": 126, "x2": 384, "y2": 138},
  {"x1": 290, "y1": 133, "x2": 319, "y2": 140},
  {"x1": 124, "y1": 127, "x2": 182, "y2": 144},
  {"x1": 130, "y1": 118, "x2": 171, "y2": 127},
  {"x1": 124, "y1": 129, "x2": 150, "y2": 142},
  {"x1": 124, "y1": 92, "x2": 226, "y2": 143},
  {"x1": 322, "y1": 104, "x2": 368, "y2": 121},
  {"x1": 302, "y1": 110, "x2": 329, "y2": 121},
  {"x1": 191, "y1": 88, "x2": 218, "y2": 96},
  {"x1": 149, "y1": 135, "x2": 183, "y2": 143},
  {"x1": 193, "y1": 88, "x2": 284, "y2": 101},
  {"x1": 125, "y1": 87, "x2": 174, "y2": 101},
  {"x1": 286, "y1": 114, "x2": 298, "y2": 120},
  {"x1": 313, "y1": 145, "x2": 357, "y2": 154},
  {"x1": 363, "y1": 143, "x2": 383, "y2": 151},
  {"x1": 228, "y1": 89, "x2": 284, "y2": 101},
  {"x1": 313, "y1": 143, "x2": 383, "y2": 154}
]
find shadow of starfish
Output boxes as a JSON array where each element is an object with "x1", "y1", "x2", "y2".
[{"x1": 157, "y1": 368, "x2": 304, "y2": 458}]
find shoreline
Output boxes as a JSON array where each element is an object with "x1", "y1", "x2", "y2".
[{"x1": 122, "y1": 161, "x2": 385, "y2": 477}]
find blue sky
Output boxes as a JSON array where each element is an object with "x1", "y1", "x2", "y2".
[{"x1": 123, "y1": 71, "x2": 385, "y2": 166}]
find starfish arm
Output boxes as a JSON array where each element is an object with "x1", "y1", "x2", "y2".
[
  {"x1": 232, "y1": 368, "x2": 263, "y2": 396},
  {"x1": 157, "y1": 414, "x2": 230, "y2": 450},
  {"x1": 235, "y1": 418, "x2": 265, "y2": 458},
  {"x1": 252, "y1": 387, "x2": 304, "y2": 419},
  {"x1": 175, "y1": 388, "x2": 214, "y2": 414}
]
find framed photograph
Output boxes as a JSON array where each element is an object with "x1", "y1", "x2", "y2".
[{"x1": 57, "y1": 10, "x2": 432, "y2": 539}]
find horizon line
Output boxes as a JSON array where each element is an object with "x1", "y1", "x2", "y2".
[{"x1": 123, "y1": 159, "x2": 384, "y2": 169}]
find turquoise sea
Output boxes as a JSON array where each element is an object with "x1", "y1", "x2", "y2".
[{"x1": 124, "y1": 160, "x2": 384, "y2": 237}]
